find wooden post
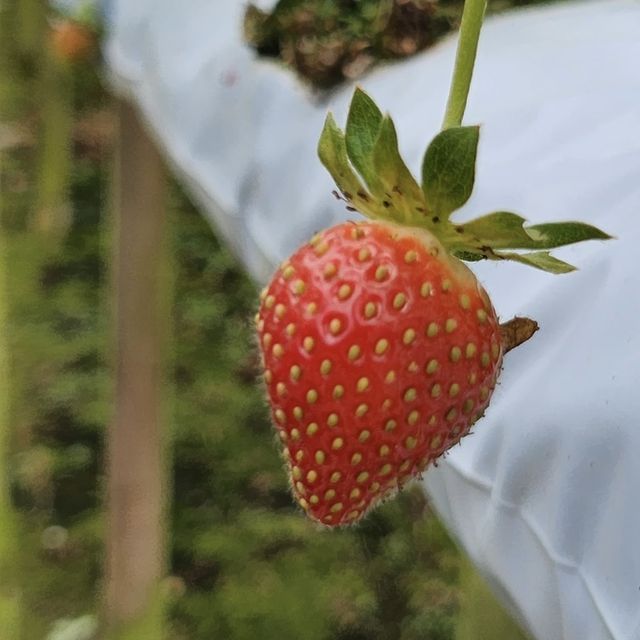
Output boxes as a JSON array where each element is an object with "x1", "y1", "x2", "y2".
[{"x1": 105, "y1": 100, "x2": 167, "y2": 638}]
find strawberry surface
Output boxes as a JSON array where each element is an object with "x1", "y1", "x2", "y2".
[{"x1": 256, "y1": 221, "x2": 502, "y2": 526}]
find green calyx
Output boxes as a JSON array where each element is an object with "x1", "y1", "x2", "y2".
[{"x1": 318, "y1": 88, "x2": 611, "y2": 273}]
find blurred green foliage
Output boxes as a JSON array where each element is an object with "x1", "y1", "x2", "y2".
[
  {"x1": 245, "y1": 0, "x2": 449, "y2": 89},
  {"x1": 0, "y1": 1, "x2": 535, "y2": 638},
  {"x1": 245, "y1": 0, "x2": 566, "y2": 89}
]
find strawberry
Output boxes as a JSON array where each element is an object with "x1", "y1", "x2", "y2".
[
  {"x1": 256, "y1": 89, "x2": 609, "y2": 526},
  {"x1": 256, "y1": 220, "x2": 501, "y2": 526},
  {"x1": 49, "y1": 19, "x2": 95, "y2": 63}
]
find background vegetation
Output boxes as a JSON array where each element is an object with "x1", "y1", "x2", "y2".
[
  {"x1": 0, "y1": 1, "x2": 551, "y2": 637},
  {"x1": 245, "y1": 0, "x2": 563, "y2": 88}
]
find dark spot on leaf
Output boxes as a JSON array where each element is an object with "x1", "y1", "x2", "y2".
[
  {"x1": 383, "y1": 201, "x2": 391, "y2": 208},
  {"x1": 357, "y1": 191, "x2": 369, "y2": 201},
  {"x1": 432, "y1": 216, "x2": 440, "y2": 224}
]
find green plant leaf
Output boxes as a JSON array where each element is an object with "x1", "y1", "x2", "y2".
[
  {"x1": 345, "y1": 88, "x2": 383, "y2": 188},
  {"x1": 319, "y1": 95, "x2": 611, "y2": 276},
  {"x1": 371, "y1": 116, "x2": 428, "y2": 224},
  {"x1": 459, "y1": 213, "x2": 612, "y2": 252},
  {"x1": 496, "y1": 250, "x2": 576, "y2": 274},
  {"x1": 421, "y1": 125, "x2": 479, "y2": 218},
  {"x1": 317, "y1": 113, "x2": 375, "y2": 217},
  {"x1": 524, "y1": 222, "x2": 612, "y2": 249},
  {"x1": 459, "y1": 211, "x2": 533, "y2": 249},
  {"x1": 452, "y1": 249, "x2": 485, "y2": 262}
]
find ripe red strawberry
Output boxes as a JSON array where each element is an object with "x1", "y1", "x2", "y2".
[
  {"x1": 256, "y1": 88, "x2": 608, "y2": 526},
  {"x1": 256, "y1": 221, "x2": 502, "y2": 526}
]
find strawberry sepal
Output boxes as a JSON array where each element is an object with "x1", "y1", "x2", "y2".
[{"x1": 318, "y1": 89, "x2": 612, "y2": 273}]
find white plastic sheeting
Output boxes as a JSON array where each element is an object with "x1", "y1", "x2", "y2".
[{"x1": 105, "y1": 1, "x2": 640, "y2": 638}]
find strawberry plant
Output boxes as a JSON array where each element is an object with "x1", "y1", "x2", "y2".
[{"x1": 256, "y1": 0, "x2": 610, "y2": 526}]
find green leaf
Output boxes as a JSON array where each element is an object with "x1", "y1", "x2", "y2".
[
  {"x1": 452, "y1": 249, "x2": 485, "y2": 262},
  {"x1": 460, "y1": 211, "x2": 534, "y2": 249},
  {"x1": 496, "y1": 250, "x2": 576, "y2": 274},
  {"x1": 317, "y1": 113, "x2": 375, "y2": 216},
  {"x1": 459, "y1": 213, "x2": 612, "y2": 252},
  {"x1": 345, "y1": 88, "x2": 383, "y2": 188},
  {"x1": 524, "y1": 222, "x2": 612, "y2": 249},
  {"x1": 371, "y1": 116, "x2": 427, "y2": 224},
  {"x1": 421, "y1": 125, "x2": 479, "y2": 218}
]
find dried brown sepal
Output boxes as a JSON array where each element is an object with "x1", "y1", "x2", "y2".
[{"x1": 500, "y1": 316, "x2": 539, "y2": 354}]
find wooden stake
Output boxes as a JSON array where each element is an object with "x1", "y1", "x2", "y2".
[{"x1": 105, "y1": 100, "x2": 167, "y2": 637}]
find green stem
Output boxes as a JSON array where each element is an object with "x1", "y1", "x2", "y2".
[
  {"x1": 0, "y1": 187, "x2": 22, "y2": 640},
  {"x1": 442, "y1": 0, "x2": 487, "y2": 130}
]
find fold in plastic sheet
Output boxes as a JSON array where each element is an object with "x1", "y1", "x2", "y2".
[{"x1": 105, "y1": 1, "x2": 640, "y2": 638}]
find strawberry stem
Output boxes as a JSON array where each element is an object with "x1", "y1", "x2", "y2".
[{"x1": 442, "y1": 0, "x2": 487, "y2": 130}]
